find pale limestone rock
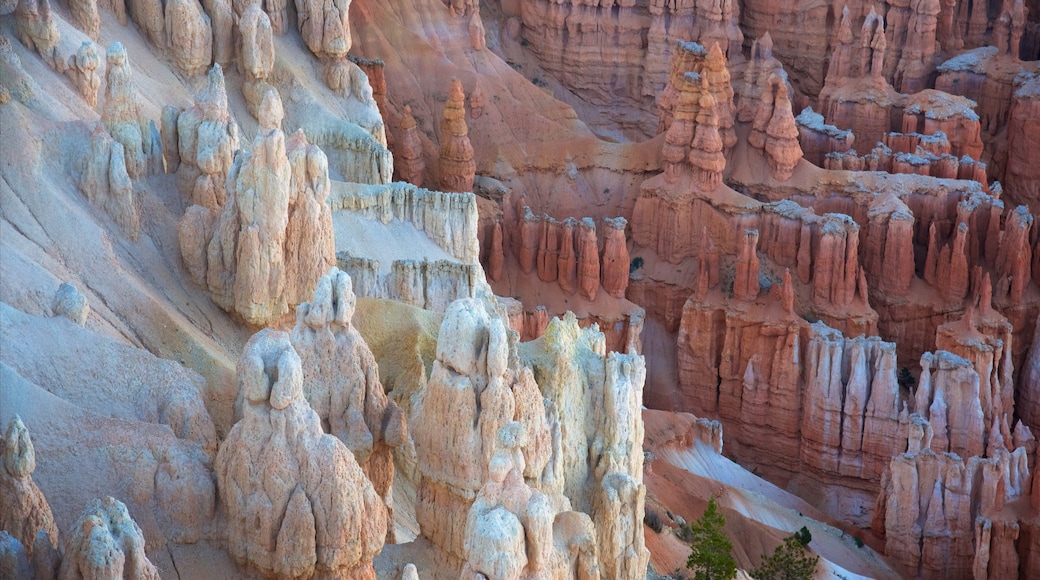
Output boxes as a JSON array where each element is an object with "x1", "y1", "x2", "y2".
[
  {"x1": 174, "y1": 65, "x2": 240, "y2": 209},
  {"x1": 402, "y1": 564, "x2": 419, "y2": 580},
  {"x1": 462, "y1": 423, "x2": 601, "y2": 580},
  {"x1": 14, "y1": 0, "x2": 62, "y2": 71},
  {"x1": 295, "y1": 0, "x2": 351, "y2": 87},
  {"x1": 412, "y1": 299, "x2": 551, "y2": 561},
  {"x1": 283, "y1": 131, "x2": 336, "y2": 308},
  {"x1": 65, "y1": 42, "x2": 102, "y2": 107},
  {"x1": 67, "y1": 0, "x2": 100, "y2": 39},
  {"x1": 57, "y1": 497, "x2": 159, "y2": 580},
  {"x1": 51, "y1": 282, "x2": 89, "y2": 326},
  {"x1": 101, "y1": 43, "x2": 147, "y2": 179},
  {"x1": 291, "y1": 268, "x2": 406, "y2": 542},
  {"x1": 0, "y1": 416, "x2": 58, "y2": 563},
  {"x1": 216, "y1": 329, "x2": 386, "y2": 578},
  {"x1": 201, "y1": 0, "x2": 234, "y2": 65},
  {"x1": 180, "y1": 90, "x2": 334, "y2": 325},
  {"x1": 80, "y1": 124, "x2": 140, "y2": 241},
  {"x1": 520, "y1": 313, "x2": 649, "y2": 580},
  {"x1": 238, "y1": 2, "x2": 275, "y2": 116},
  {"x1": 163, "y1": 0, "x2": 211, "y2": 77}
]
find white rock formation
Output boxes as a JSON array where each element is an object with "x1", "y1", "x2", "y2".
[
  {"x1": 291, "y1": 268, "x2": 407, "y2": 542},
  {"x1": 57, "y1": 497, "x2": 160, "y2": 580},
  {"x1": 216, "y1": 329, "x2": 386, "y2": 578}
]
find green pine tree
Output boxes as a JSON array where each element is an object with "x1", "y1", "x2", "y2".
[
  {"x1": 750, "y1": 527, "x2": 820, "y2": 580},
  {"x1": 685, "y1": 498, "x2": 737, "y2": 580}
]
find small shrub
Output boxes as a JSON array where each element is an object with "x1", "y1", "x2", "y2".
[
  {"x1": 750, "y1": 527, "x2": 820, "y2": 580},
  {"x1": 853, "y1": 536, "x2": 864, "y2": 548},
  {"x1": 630, "y1": 256, "x2": 645, "y2": 273}
]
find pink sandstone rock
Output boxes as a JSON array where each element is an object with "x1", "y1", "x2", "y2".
[
  {"x1": 65, "y1": 42, "x2": 102, "y2": 108},
  {"x1": 439, "y1": 78, "x2": 476, "y2": 193},
  {"x1": 577, "y1": 218, "x2": 600, "y2": 301},
  {"x1": 600, "y1": 217, "x2": 630, "y2": 299},
  {"x1": 394, "y1": 105, "x2": 426, "y2": 186}
]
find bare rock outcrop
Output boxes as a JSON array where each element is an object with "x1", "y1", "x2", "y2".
[
  {"x1": 216, "y1": 329, "x2": 386, "y2": 579},
  {"x1": 520, "y1": 313, "x2": 649, "y2": 580},
  {"x1": 439, "y1": 78, "x2": 476, "y2": 193},
  {"x1": 749, "y1": 75, "x2": 802, "y2": 181},
  {"x1": 101, "y1": 43, "x2": 148, "y2": 180},
  {"x1": 172, "y1": 64, "x2": 240, "y2": 209},
  {"x1": 291, "y1": 268, "x2": 407, "y2": 543},
  {"x1": 874, "y1": 443, "x2": 1031, "y2": 578},
  {"x1": 394, "y1": 105, "x2": 425, "y2": 186},
  {"x1": 14, "y1": 0, "x2": 62, "y2": 71},
  {"x1": 57, "y1": 497, "x2": 160, "y2": 580},
  {"x1": 600, "y1": 217, "x2": 629, "y2": 299},
  {"x1": 51, "y1": 282, "x2": 89, "y2": 325},
  {"x1": 80, "y1": 123, "x2": 140, "y2": 241},
  {"x1": 461, "y1": 423, "x2": 601, "y2": 579},
  {"x1": 164, "y1": 0, "x2": 211, "y2": 76},
  {"x1": 0, "y1": 416, "x2": 59, "y2": 563},
  {"x1": 294, "y1": 0, "x2": 353, "y2": 89},
  {"x1": 412, "y1": 299, "x2": 545, "y2": 561},
  {"x1": 65, "y1": 42, "x2": 102, "y2": 108},
  {"x1": 178, "y1": 89, "x2": 334, "y2": 325},
  {"x1": 238, "y1": 2, "x2": 275, "y2": 117},
  {"x1": 801, "y1": 324, "x2": 905, "y2": 481},
  {"x1": 913, "y1": 350, "x2": 986, "y2": 459}
]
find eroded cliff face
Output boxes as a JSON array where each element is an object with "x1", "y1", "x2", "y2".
[
  {"x1": 410, "y1": 299, "x2": 648, "y2": 579},
  {"x1": 4, "y1": 0, "x2": 1040, "y2": 577}
]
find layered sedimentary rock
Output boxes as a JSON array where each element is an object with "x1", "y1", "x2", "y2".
[
  {"x1": 58, "y1": 497, "x2": 161, "y2": 580},
  {"x1": 295, "y1": 0, "x2": 353, "y2": 88},
  {"x1": 178, "y1": 89, "x2": 335, "y2": 325},
  {"x1": 520, "y1": 314, "x2": 650, "y2": 580},
  {"x1": 874, "y1": 444, "x2": 1031, "y2": 578},
  {"x1": 800, "y1": 324, "x2": 905, "y2": 482},
  {"x1": 519, "y1": 0, "x2": 742, "y2": 133},
  {"x1": 439, "y1": 78, "x2": 476, "y2": 193},
  {"x1": 394, "y1": 105, "x2": 425, "y2": 186},
  {"x1": 216, "y1": 329, "x2": 386, "y2": 579},
  {"x1": 0, "y1": 416, "x2": 59, "y2": 562},
  {"x1": 758, "y1": 81, "x2": 802, "y2": 181},
  {"x1": 291, "y1": 268, "x2": 407, "y2": 542},
  {"x1": 600, "y1": 217, "x2": 629, "y2": 298},
  {"x1": 795, "y1": 107, "x2": 853, "y2": 167},
  {"x1": 1006, "y1": 73, "x2": 1040, "y2": 212},
  {"x1": 171, "y1": 65, "x2": 240, "y2": 210},
  {"x1": 413, "y1": 299, "x2": 647, "y2": 578},
  {"x1": 1020, "y1": 315, "x2": 1040, "y2": 428}
]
